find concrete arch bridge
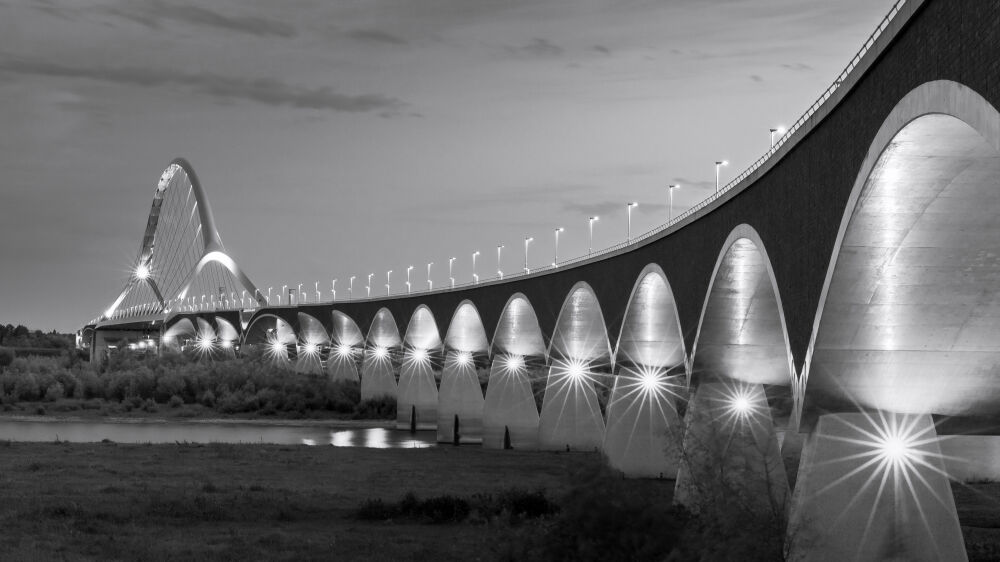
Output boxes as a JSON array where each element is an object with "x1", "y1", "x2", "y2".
[{"x1": 82, "y1": 1, "x2": 1000, "y2": 559}]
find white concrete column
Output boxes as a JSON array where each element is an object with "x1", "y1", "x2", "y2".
[
  {"x1": 436, "y1": 352, "x2": 485, "y2": 443},
  {"x1": 603, "y1": 366, "x2": 683, "y2": 478},
  {"x1": 360, "y1": 349, "x2": 397, "y2": 401},
  {"x1": 482, "y1": 355, "x2": 540, "y2": 450},
  {"x1": 787, "y1": 412, "x2": 967, "y2": 562},
  {"x1": 396, "y1": 352, "x2": 439, "y2": 430}
]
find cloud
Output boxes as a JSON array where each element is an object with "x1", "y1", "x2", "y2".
[
  {"x1": 781, "y1": 62, "x2": 813, "y2": 71},
  {"x1": 347, "y1": 29, "x2": 407, "y2": 46},
  {"x1": 507, "y1": 38, "x2": 563, "y2": 58},
  {"x1": 104, "y1": 1, "x2": 296, "y2": 38},
  {"x1": 0, "y1": 57, "x2": 407, "y2": 114},
  {"x1": 750, "y1": 74, "x2": 764, "y2": 82},
  {"x1": 592, "y1": 45, "x2": 612, "y2": 55},
  {"x1": 671, "y1": 177, "x2": 715, "y2": 191}
]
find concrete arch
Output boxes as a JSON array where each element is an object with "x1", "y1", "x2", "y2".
[
  {"x1": 163, "y1": 317, "x2": 197, "y2": 349},
  {"x1": 327, "y1": 310, "x2": 363, "y2": 382},
  {"x1": 804, "y1": 80, "x2": 1000, "y2": 421},
  {"x1": 295, "y1": 312, "x2": 329, "y2": 375},
  {"x1": 402, "y1": 305, "x2": 442, "y2": 351},
  {"x1": 360, "y1": 308, "x2": 400, "y2": 400},
  {"x1": 538, "y1": 281, "x2": 612, "y2": 451},
  {"x1": 489, "y1": 293, "x2": 547, "y2": 359},
  {"x1": 677, "y1": 226, "x2": 792, "y2": 513},
  {"x1": 444, "y1": 300, "x2": 489, "y2": 354},
  {"x1": 196, "y1": 317, "x2": 216, "y2": 342},
  {"x1": 690, "y1": 224, "x2": 795, "y2": 391},
  {"x1": 214, "y1": 317, "x2": 239, "y2": 343},
  {"x1": 397, "y1": 305, "x2": 441, "y2": 430},
  {"x1": 241, "y1": 313, "x2": 295, "y2": 367},
  {"x1": 605, "y1": 264, "x2": 687, "y2": 477},
  {"x1": 483, "y1": 294, "x2": 546, "y2": 449},
  {"x1": 437, "y1": 350, "x2": 486, "y2": 444}
]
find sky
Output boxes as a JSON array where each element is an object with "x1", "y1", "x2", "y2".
[{"x1": 0, "y1": 0, "x2": 896, "y2": 332}]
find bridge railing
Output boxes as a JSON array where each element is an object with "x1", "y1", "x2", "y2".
[{"x1": 106, "y1": 0, "x2": 908, "y2": 314}]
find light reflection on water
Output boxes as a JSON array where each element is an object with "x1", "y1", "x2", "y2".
[{"x1": 0, "y1": 420, "x2": 436, "y2": 449}]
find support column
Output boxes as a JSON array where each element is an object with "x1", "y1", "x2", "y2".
[
  {"x1": 397, "y1": 357, "x2": 438, "y2": 431},
  {"x1": 787, "y1": 412, "x2": 967, "y2": 562},
  {"x1": 603, "y1": 367, "x2": 683, "y2": 478},
  {"x1": 674, "y1": 381, "x2": 788, "y2": 517},
  {"x1": 437, "y1": 353, "x2": 485, "y2": 443},
  {"x1": 360, "y1": 350, "x2": 397, "y2": 401}
]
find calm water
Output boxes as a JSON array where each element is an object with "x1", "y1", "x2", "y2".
[{"x1": 0, "y1": 419, "x2": 436, "y2": 448}]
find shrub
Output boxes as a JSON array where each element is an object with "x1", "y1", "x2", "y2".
[
  {"x1": 168, "y1": 395, "x2": 184, "y2": 408},
  {"x1": 353, "y1": 396, "x2": 396, "y2": 419},
  {"x1": 44, "y1": 382, "x2": 64, "y2": 402}
]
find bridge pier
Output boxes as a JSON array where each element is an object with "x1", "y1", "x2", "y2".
[
  {"x1": 436, "y1": 351, "x2": 485, "y2": 443},
  {"x1": 603, "y1": 366, "x2": 683, "y2": 478},
  {"x1": 482, "y1": 354, "x2": 540, "y2": 450},
  {"x1": 359, "y1": 349, "x2": 397, "y2": 401},
  {"x1": 674, "y1": 381, "x2": 788, "y2": 518},
  {"x1": 396, "y1": 351, "x2": 439, "y2": 431},
  {"x1": 787, "y1": 412, "x2": 966, "y2": 562}
]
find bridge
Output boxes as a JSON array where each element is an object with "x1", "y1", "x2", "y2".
[{"x1": 80, "y1": 1, "x2": 1000, "y2": 559}]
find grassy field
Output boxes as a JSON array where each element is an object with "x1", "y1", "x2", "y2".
[
  {"x1": 0, "y1": 442, "x2": 632, "y2": 561},
  {"x1": 0, "y1": 441, "x2": 997, "y2": 560}
]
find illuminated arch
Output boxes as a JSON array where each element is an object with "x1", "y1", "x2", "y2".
[
  {"x1": 162, "y1": 317, "x2": 197, "y2": 349},
  {"x1": 484, "y1": 293, "x2": 546, "y2": 449},
  {"x1": 604, "y1": 264, "x2": 687, "y2": 477},
  {"x1": 538, "y1": 282, "x2": 612, "y2": 451},
  {"x1": 241, "y1": 313, "x2": 295, "y2": 367},
  {"x1": 327, "y1": 310, "x2": 363, "y2": 382},
  {"x1": 444, "y1": 301, "x2": 489, "y2": 354},
  {"x1": 397, "y1": 305, "x2": 441, "y2": 429},
  {"x1": 295, "y1": 312, "x2": 330, "y2": 375},
  {"x1": 360, "y1": 308, "x2": 400, "y2": 400},
  {"x1": 101, "y1": 158, "x2": 263, "y2": 321},
  {"x1": 804, "y1": 80, "x2": 1000, "y2": 420}
]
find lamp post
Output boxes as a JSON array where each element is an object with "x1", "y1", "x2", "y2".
[
  {"x1": 386, "y1": 270, "x2": 392, "y2": 296},
  {"x1": 588, "y1": 216, "x2": 599, "y2": 254},
  {"x1": 553, "y1": 227, "x2": 564, "y2": 266},
  {"x1": 297, "y1": 283, "x2": 304, "y2": 304},
  {"x1": 267, "y1": 287, "x2": 273, "y2": 306},
  {"x1": 330, "y1": 279, "x2": 336, "y2": 302},
  {"x1": 449, "y1": 257, "x2": 456, "y2": 288},
  {"x1": 715, "y1": 160, "x2": 728, "y2": 193},
  {"x1": 426, "y1": 263, "x2": 433, "y2": 291},
  {"x1": 523, "y1": 237, "x2": 533, "y2": 274},
  {"x1": 349, "y1": 276, "x2": 355, "y2": 300},
  {"x1": 281, "y1": 285, "x2": 287, "y2": 305},
  {"x1": 367, "y1": 273, "x2": 373, "y2": 298},
  {"x1": 770, "y1": 126, "x2": 786, "y2": 148},
  {"x1": 626, "y1": 202, "x2": 638, "y2": 241},
  {"x1": 472, "y1": 251, "x2": 480, "y2": 284},
  {"x1": 406, "y1": 265, "x2": 413, "y2": 294},
  {"x1": 497, "y1": 245, "x2": 504, "y2": 279},
  {"x1": 668, "y1": 185, "x2": 679, "y2": 222}
]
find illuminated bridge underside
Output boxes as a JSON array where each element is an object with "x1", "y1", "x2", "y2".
[{"x1": 807, "y1": 114, "x2": 1000, "y2": 418}]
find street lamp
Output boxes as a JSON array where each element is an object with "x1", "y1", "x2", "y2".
[
  {"x1": 406, "y1": 265, "x2": 413, "y2": 294},
  {"x1": 497, "y1": 245, "x2": 504, "y2": 279},
  {"x1": 770, "y1": 126, "x2": 786, "y2": 148},
  {"x1": 472, "y1": 251, "x2": 480, "y2": 284},
  {"x1": 523, "y1": 237, "x2": 533, "y2": 274},
  {"x1": 553, "y1": 227, "x2": 564, "y2": 266},
  {"x1": 588, "y1": 216, "x2": 599, "y2": 255},
  {"x1": 349, "y1": 276, "x2": 355, "y2": 300},
  {"x1": 626, "y1": 202, "x2": 638, "y2": 241},
  {"x1": 449, "y1": 257, "x2": 456, "y2": 289},
  {"x1": 367, "y1": 273, "x2": 374, "y2": 298},
  {"x1": 386, "y1": 270, "x2": 392, "y2": 296},
  {"x1": 330, "y1": 279, "x2": 336, "y2": 302},
  {"x1": 267, "y1": 287, "x2": 273, "y2": 306},
  {"x1": 281, "y1": 285, "x2": 287, "y2": 305},
  {"x1": 668, "y1": 185, "x2": 680, "y2": 222},
  {"x1": 715, "y1": 160, "x2": 729, "y2": 193},
  {"x1": 426, "y1": 263, "x2": 433, "y2": 291},
  {"x1": 297, "y1": 283, "x2": 304, "y2": 304}
]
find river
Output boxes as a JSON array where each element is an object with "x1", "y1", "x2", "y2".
[{"x1": 0, "y1": 419, "x2": 436, "y2": 448}]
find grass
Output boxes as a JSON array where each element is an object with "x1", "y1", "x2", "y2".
[{"x1": 0, "y1": 442, "x2": 608, "y2": 561}]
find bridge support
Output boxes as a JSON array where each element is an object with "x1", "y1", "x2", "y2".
[
  {"x1": 603, "y1": 367, "x2": 683, "y2": 478},
  {"x1": 437, "y1": 352, "x2": 485, "y2": 443},
  {"x1": 674, "y1": 381, "x2": 788, "y2": 518},
  {"x1": 397, "y1": 356, "x2": 439, "y2": 431},
  {"x1": 787, "y1": 412, "x2": 966, "y2": 562},
  {"x1": 482, "y1": 355, "x2": 540, "y2": 449},
  {"x1": 360, "y1": 351, "x2": 397, "y2": 401}
]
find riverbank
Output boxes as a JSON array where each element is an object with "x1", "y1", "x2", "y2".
[{"x1": 0, "y1": 398, "x2": 394, "y2": 427}]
